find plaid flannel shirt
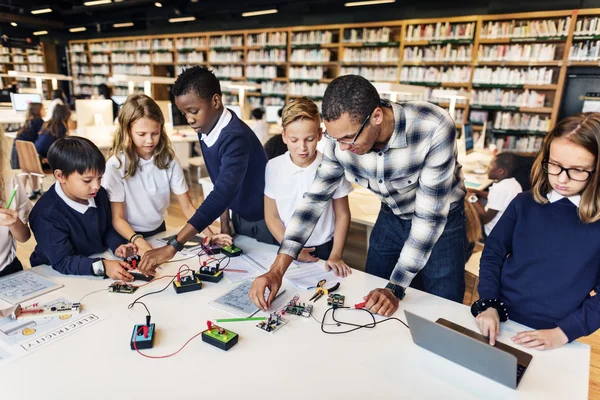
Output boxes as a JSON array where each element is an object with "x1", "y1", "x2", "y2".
[{"x1": 278, "y1": 100, "x2": 466, "y2": 287}]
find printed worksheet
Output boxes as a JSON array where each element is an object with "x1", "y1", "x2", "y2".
[{"x1": 0, "y1": 271, "x2": 63, "y2": 304}]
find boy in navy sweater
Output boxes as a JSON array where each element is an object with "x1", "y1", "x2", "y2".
[
  {"x1": 30, "y1": 137, "x2": 136, "y2": 280},
  {"x1": 139, "y1": 66, "x2": 273, "y2": 275}
]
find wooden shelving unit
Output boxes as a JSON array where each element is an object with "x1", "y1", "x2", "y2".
[
  {"x1": 68, "y1": 8, "x2": 600, "y2": 153},
  {"x1": 0, "y1": 43, "x2": 47, "y2": 93}
]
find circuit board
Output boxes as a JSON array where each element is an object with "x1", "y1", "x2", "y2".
[
  {"x1": 256, "y1": 314, "x2": 287, "y2": 334},
  {"x1": 284, "y1": 303, "x2": 313, "y2": 318},
  {"x1": 327, "y1": 294, "x2": 345, "y2": 308}
]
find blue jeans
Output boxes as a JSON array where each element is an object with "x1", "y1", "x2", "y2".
[{"x1": 365, "y1": 203, "x2": 467, "y2": 303}]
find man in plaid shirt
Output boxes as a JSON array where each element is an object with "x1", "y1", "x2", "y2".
[{"x1": 250, "y1": 75, "x2": 467, "y2": 316}]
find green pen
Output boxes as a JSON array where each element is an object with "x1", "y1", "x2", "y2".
[
  {"x1": 216, "y1": 317, "x2": 266, "y2": 323},
  {"x1": 5, "y1": 185, "x2": 18, "y2": 209}
]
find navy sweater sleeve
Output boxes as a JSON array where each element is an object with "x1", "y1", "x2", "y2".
[
  {"x1": 188, "y1": 133, "x2": 250, "y2": 231},
  {"x1": 35, "y1": 133, "x2": 56, "y2": 158},
  {"x1": 557, "y1": 279, "x2": 600, "y2": 342},
  {"x1": 30, "y1": 211, "x2": 100, "y2": 275},
  {"x1": 477, "y1": 193, "x2": 519, "y2": 300}
]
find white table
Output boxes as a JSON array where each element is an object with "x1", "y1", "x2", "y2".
[{"x1": 0, "y1": 235, "x2": 589, "y2": 399}]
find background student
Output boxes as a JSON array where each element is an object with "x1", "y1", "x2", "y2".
[
  {"x1": 250, "y1": 107, "x2": 269, "y2": 144},
  {"x1": 138, "y1": 67, "x2": 273, "y2": 275},
  {"x1": 264, "y1": 97, "x2": 352, "y2": 276},
  {"x1": 29, "y1": 137, "x2": 135, "y2": 280},
  {"x1": 0, "y1": 133, "x2": 32, "y2": 277},
  {"x1": 47, "y1": 89, "x2": 67, "y2": 117},
  {"x1": 103, "y1": 94, "x2": 231, "y2": 258},
  {"x1": 11, "y1": 102, "x2": 45, "y2": 199},
  {"x1": 475, "y1": 113, "x2": 600, "y2": 350},
  {"x1": 35, "y1": 104, "x2": 70, "y2": 159}
]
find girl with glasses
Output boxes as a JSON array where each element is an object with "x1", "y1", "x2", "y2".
[{"x1": 474, "y1": 112, "x2": 600, "y2": 350}]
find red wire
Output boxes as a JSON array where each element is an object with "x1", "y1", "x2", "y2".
[{"x1": 133, "y1": 326, "x2": 204, "y2": 359}]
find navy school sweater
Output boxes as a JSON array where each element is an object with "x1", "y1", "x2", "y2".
[
  {"x1": 188, "y1": 110, "x2": 268, "y2": 231},
  {"x1": 478, "y1": 191, "x2": 600, "y2": 342},
  {"x1": 29, "y1": 185, "x2": 126, "y2": 275}
]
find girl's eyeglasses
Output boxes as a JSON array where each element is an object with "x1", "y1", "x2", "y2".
[
  {"x1": 542, "y1": 161, "x2": 595, "y2": 182},
  {"x1": 323, "y1": 112, "x2": 372, "y2": 146}
]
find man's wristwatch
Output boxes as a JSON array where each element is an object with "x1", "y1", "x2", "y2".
[
  {"x1": 167, "y1": 236, "x2": 184, "y2": 252},
  {"x1": 92, "y1": 259, "x2": 105, "y2": 277},
  {"x1": 468, "y1": 194, "x2": 479, "y2": 203},
  {"x1": 385, "y1": 282, "x2": 406, "y2": 300}
]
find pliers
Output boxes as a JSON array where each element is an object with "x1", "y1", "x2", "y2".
[{"x1": 309, "y1": 279, "x2": 340, "y2": 302}]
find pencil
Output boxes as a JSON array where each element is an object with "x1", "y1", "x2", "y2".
[
  {"x1": 216, "y1": 317, "x2": 266, "y2": 323},
  {"x1": 5, "y1": 185, "x2": 17, "y2": 209},
  {"x1": 222, "y1": 269, "x2": 248, "y2": 273}
]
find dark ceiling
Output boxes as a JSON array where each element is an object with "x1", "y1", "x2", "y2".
[{"x1": 1, "y1": 0, "x2": 600, "y2": 41}]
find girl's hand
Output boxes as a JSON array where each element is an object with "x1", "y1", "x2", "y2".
[
  {"x1": 325, "y1": 257, "x2": 352, "y2": 277},
  {"x1": 475, "y1": 308, "x2": 500, "y2": 345},
  {"x1": 133, "y1": 238, "x2": 154, "y2": 258},
  {"x1": 207, "y1": 234, "x2": 233, "y2": 247},
  {"x1": 115, "y1": 243, "x2": 138, "y2": 258},
  {"x1": 0, "y1": 209, "x2": 19, "y2": 227},
  {"x1": 512, "y1": 327, "x2": 569, "y2": 350}
]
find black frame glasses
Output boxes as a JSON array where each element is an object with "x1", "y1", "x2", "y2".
[
  {"x1": 542, "y1": 161, "x2": 595, "y2": 182},
  {"x1": 323, "y1": 111, "x2": 372, "y2": 146}
]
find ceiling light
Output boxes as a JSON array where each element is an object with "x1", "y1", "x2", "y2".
[
  {"x1": 155, "y1": 2, "x2": 162, "y2": 7},
  {"x1": 31, "y1": 8, "x2": 52, "y2": 14},
  {"x1": 168, "y1": 16, "x2": 196, "y2": 23},
  {"x1": 33, "y1": 30, "x2": 48, "y2": 36},
  {"x1": 84, "y1": 0, "x2": 112, "y2": 6},
  {"x1": 344, "y1": 0, "x2": 396, "y2": 6},
  {"x1": 69, "y1": 27, "x2": 87, "y2": 32},
  {"x1": 113, "y1": 22, "x2": 134, "y2": 28},
  {"x1": 10, "y1": 22, "x2": 17, "y2": 27},
  {"x1": 242, "y1": 9, "x2": 278, "y2": 17}
]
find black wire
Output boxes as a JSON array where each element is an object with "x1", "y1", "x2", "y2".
[
  {"x1": 127, "y1": 266, "x2": 193, "y2": 314},
  {"x1": 320, "y1": 306, "x2": 410, "y2": 334}
]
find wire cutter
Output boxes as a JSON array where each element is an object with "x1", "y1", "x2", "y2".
[{"x1": 310, "y1": 279, "x2": 340, "y2": 302}]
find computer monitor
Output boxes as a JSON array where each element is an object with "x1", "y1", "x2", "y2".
[
  {"x1": 227, "y1": 105, "x2": 242, "y2": 119},
  {"x1": 112, "y1": 95, "x2": 128, "y2": 106},
  {"x1": 75, "y1": 99, "x2": 114, "y2": 127},
  {"x1": 463, "y1": 123, "x2": 474, "y2": 155},
  {"x1": 10, "y1": 93, "x2": 43, "y2": 112},
  {"x1": 265, "y1": 106, "x2": 280, "y2": 123}
]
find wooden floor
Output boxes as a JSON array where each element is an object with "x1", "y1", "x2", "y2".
[{"x1": 15, "y1": 170, "x2": 600, "y2": 399}]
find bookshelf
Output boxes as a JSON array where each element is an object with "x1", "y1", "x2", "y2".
[
  {"x1": 67, "y1": 8, "x2": 600, "y2": 151},
  {"x1": 0, "y1": 43, "x2": 47, "y2": 94}
]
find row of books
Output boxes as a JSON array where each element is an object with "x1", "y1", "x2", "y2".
[
  {"x1": 177, "y1": 51, "x2": 205, "y2": 63},
  {"x1": 481, "y1": 18, "x2": 570, "y2": 39},
  {"x1": 210, "y1": 35, "x2": 244, "y2": 48},
  {"x1": 248, "y1": 96, "x2": 286, "y2": 108},
  {"x1": 405, "y1": 22, "x2": 476, "y2": 41},
  {"x1": 92, "y1": 40, "x2": 151, "y2": 52},
  {"x1": 288, "y1": 82, "x2": 328, "y2": 97},
  {"x1": 472, "y1": 67, "x2": 554, "y2": 85},
  {"x1": 427, "y1": 88, "x2": 469, "y2": 104},
  {"x1": 91, "y1": 65, "x2": 110, "y2": 74},
  {"x1": 152, "y1": 39, "x2": 173, "y2": 50},
  {"x1": 246, "y1": 65, "x2": 278, "y2": 79},
  {"x1": 72, "y1": 54, "x2": 87, "y2": 63},
  {"x1": 493, "y1": 112, "x2": 551, "y2": 131},
  {"x1": 261, "y1": 81, "x2": 288, "y2": 95},
  {"x1": 73, "y1": 65, "x2": 90, "y2": 74},
  {"x1": 290, "y1": 49, "x2": 331, "y2": 62},
  {"x1": 472, "y1": 89, "x2": 546, "y2": 108},
  {"x1": 403, "y1": 44, "x2": 472, "y2": 62},
  {"x1": 91, "y1": 54, "x2": 109, "y2": 63},
  {"x1": 400, "y1": 66, "x2": 471, "y2": 83},
  {"x1": 73, "y1": 85, "x2": 93, "y2": 96},
  {"x1": 213, "y1": 65, "x2": 243, "y2": 78},
  {"x1": 569, "y1": 40, "x2": 600, "y2": 61},
  {"x1": 342, "y1": 48, "x2": 399, "y2": 62},
  {"x1": 70, "y1": 44, "x2": 86, "y2": 53},
  {"x1": 176, "y1": 37, "x2": 207, "y2": 49},
  {"x1": 574, "y1": 17, "x2": 600, "y2": 36},
  {"x1": 477, "y1": 43, "x2": 556, "y2": 62},
  {"x1": 340, "y1": 66, "x2": 398, "y2": 81},
  {"x1": 209, "y1": 51, "x2": 243, "y2": 63},
  {"x1": 113, "y1": 64, "x2": 151, "y2": 75},
  {"x1": 27, "y1": 55, "x2": 44, "y2": 64},
  {"x1": 343, "y1": 27, "x2": 392, "y2": 43},
  {"x1": 289, "y1": 66, "x2": 325, "y2": 80},
  {"x1": 494, "y1": 136, "x2": 543, "y2": 153},
  {"x1": 154, "y1": 53, "x2": 173, "y2": 63},
  {"x1": 248, "y1": 32, "x2": 287, "y2": 46},
  {"x1": 291, "y1": 31, "x2": 334, "y2": 45},
  {"x1": 247, "y1": 49, "x2": 286, "y2": 63}
]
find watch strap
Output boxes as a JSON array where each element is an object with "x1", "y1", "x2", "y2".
[
  {"x1": 385, "y1": 282, "x2": 406, "y2": 300},
  {"x1": 167, "y1": 237, "x2": 184, "y2": 252}
]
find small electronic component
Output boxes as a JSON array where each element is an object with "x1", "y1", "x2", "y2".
[
  {"x1": 172, "y1": 273, "x2": 203, "y2": 294},
  {"x1": 327, "y1": 294, "x2": 345, "y2": 308},
  {"x1": 256, "y1": 313, "x2": 287, "y2": 334},
  {"x1": 108, "y1": 282, "x2": 138, "y2": 294},
  {"x1": 195, "y1": 262, "x2": 223, "y2": 283},
  {"x1": 130, "y1": 316, "x2": 155, "y2": 350},
  {"x1": 221, "y1": 244, "x2": 243, "y2": 257},
  {"x1": 201, "y1": 321, "x2": 238, "y2": 351},
  {"x1": 125, "y1": 254, "x2": 140, "y2": 269},
  {"x1": 284, "y1": 303, "x2": 313, "y2": 318},
  {"x1": 14, "y1": 302, "x2": 81, "y2": 320}
]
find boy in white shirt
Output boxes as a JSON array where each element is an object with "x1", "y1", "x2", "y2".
[
  {"x1": 264, "y1": 97, "x2": 353, "y2": 277},
  {"x1": 469, "y1": 152, "x2": 522, "y2": 238}
]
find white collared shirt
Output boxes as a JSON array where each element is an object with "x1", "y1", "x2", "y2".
[
  {"x1": 0, "y1": 174, "x2": 32, "y2": 271},
  {"x1": 484, "y1": 177, "x2": 522, "y2": 236},
  {"x1": 547, "y1": 190, "x2": 581, "y2": 207},
  {"x1": 201, "y1": 108, "x2": 232, "y2": 148},
  {"x1": 55, "y1": 180, "x2": 96, "y2": 214},
  {"x1": 264, "y1": 151, "x2": 353, "y2": 247},
  {"x1": 103, "y1": 154, "x2": 188, "y2": 232}
]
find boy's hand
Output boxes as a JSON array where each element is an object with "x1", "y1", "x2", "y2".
[
  {"x1": 475, "y1": 308, "x2": 500, "y2": 345},
  {"x1": 104, "y1": 260, "x2": 134, "y2": 281},
  {"x1": 363, "y1": 288, "x2": 399, "y2": 317},
  {"x1": 325, "y1": 257, "x2": 352, "y2": 277},
  {"x1": 114, "y1": 243, "x2": 138, "y2": 258},
  {"x1": 512, "y1": 327, "x2": 569, "y2": 350},
  {"x1": 207, "y1": 233, "x2": 233, "y2": 247},
  {"x1": 297, "y1": 248, "x2": 318, "y2": 263},
  {"x1": 138, "y1": 245, "x2": 176, "y2": 276},
  {"x1": 0, "y1": 208, "x2": 19, "y2": 227}
]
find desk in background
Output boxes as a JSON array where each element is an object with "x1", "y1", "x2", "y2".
[{"x1": 0, "y1": 234, "x2": 589, "y2": 399}]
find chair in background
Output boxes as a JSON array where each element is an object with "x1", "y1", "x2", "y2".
[{"x1": 15, "y1": 140, "x2": 46, "y2": 195}]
